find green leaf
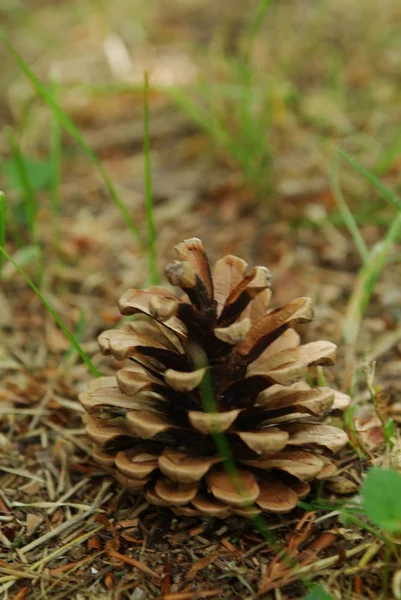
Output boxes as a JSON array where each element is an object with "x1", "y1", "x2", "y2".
[
  {"x1": 2, "y1": 156, "x2": 52, "y2": 193},
  {"x1": 305, "y1": 584, "x2": 334, "y2": 600},
  {"x1": 305, "y1": 584, "x2": 335, "y2": 600},
  {"x1": 362, "y1": 468, "x2": 401, "y2": 534}
]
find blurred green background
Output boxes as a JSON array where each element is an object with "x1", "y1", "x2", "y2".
[{"x1": 2, "y1": 0, "x2": 401, "y2": 211}]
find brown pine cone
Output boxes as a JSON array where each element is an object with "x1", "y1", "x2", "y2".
[{"x1": 79, "y1": 238, "x2": 350, "y2": 517}]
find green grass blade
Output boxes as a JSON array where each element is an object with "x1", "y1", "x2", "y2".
[
  {"x1": 169, "y1": 77, "x2": 271, "y2": 193},
  {"x1": 192, "y1": 344, "x2": 276, "y2": 545},
  {"x1": 343, "y1": 212, "x2": 401, "y2": 345},
  {"x1": 0, "y1": 192, "x2": 6, "y2": 276},
  {"x1": 375, "y1": 127, "x2": 401, "y2": 176},
  {"x1": 199, "y1": 368, "x2": 238, "y2": 473},
  {"x1": 246, "y1": 0, "x2": 272, "y2": 56},
  {"x1": 168, "y1": 87, "x2": 232, "y2": 150},
  {"x1": 200, "y1": 374, "x2": 276, "y2": 544},
  {"x1": 328, "y1": 157, "x2": 369, "y2": 263},
  {"x1": 0, "y1": 245, "x2": 100, "y2": 377},
  {"x1": 0, "y1": 26, "x2": 144, "y2": 251},
  {"x1": 49, "y1": 79, "x2": 62, "y2": 247},
  {"x1": 336, "y1": 148, "x2": 401, "y2": 213},
  {"x1": 63, "y1": 307, "x2": 86, "y2": 363},
  {"x1": 6, "y1": 127, "x2": 36, "y2": 239},
  {"x1": 143, "y1": 72, "x2": 159, "y2": 285},
  {"x1": 2, "y1": 245, "x2": 40, "y2": 280},
  {"x1": 338, "y1": 147, "x2": 401, "y2": 344},
  {"x1": 170, "y1": 87, "x2": 261, "y2": 187}
]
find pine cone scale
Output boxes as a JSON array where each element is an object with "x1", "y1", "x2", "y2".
[{"x1": 256, "y1": 477, "x2": 299, "y2": 512}]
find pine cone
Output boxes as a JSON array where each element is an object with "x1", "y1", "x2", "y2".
[{"x1": 79, "y1": 239, "x2": 350, "y2": 517}]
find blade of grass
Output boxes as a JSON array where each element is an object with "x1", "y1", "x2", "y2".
[
  {"x1": 63, "y1": 307, "x2": 86, "y2": 363},
  {"x1": 168, "y1": 86, "x2": 233, "y2": 151},
  {"x1": 245, "y1": 0, "x2": 272, "y2": 59},
  {"x1": 192, "y1": 344, "x2": 277, "y2": 545},
  {"x1": 337, "y1": 148, "x2": 401, "y2": 345},
  {"x1": 171, "y1": 85, "x2": 270, "y2": 191},
  {"x1": 0, "y1": 27, "x2": 144, "y2": 251},
  {"x1": 200, "y1": 374, "x2": 277, "y2": 544},
  {"x1": 375, "y1": 126, "x2": 401, "y2": 176},
  {"x1": 336, "y1": 148, "x2": 401, "y2": 213},
  {"x1": 2, "y1": 245, "x2": 41, "y2": 280},
  {"x1": 5, "y1": 127, "x2": 36, "y2": 240},
  {"x1": 0, "y1": 192, "x2": 5, "y2": 276},
  {"x1": 0, "y1": 245, "x2": 100, "y2": 377},
  {"x1": 49, "y1": 79, "x2": 62, "y2": 249},
  {"x1": 343, "y1": 212, "x2": 401, "y2": 345},
  {"x1": 239, "y1": 0, "x2": 271, "y2": 142},
  {"x1": 328, "y1": 156, "x2": 369, "y2": 263},
  {"x1": 143, "y1": 72, "x2": 159, "y2": 285}
]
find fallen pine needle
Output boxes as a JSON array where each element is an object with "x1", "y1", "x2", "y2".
[
  {"x1": 220, "y1": 538, "x2": 237, "y2": 552},
  {"x1": 107, "y1": 547, "x2": 159, "y2": 579},
  {"x1": 0, "y1": 581, "x2": 17, "y2": 595},
  {"x1": 20, "y1": 512, "x2": 92, "y2": 555},
  {"x1": 161, "y1": 591, "x2": 224, "y2": 600},
  {"x1": 258, "y1": 541, "x2": 374, "y2": 595},
  {"x1": 28, "y1": 526, "x2": 104, "y2": 571},
  {"x1": 294, "y1": 541, "x2": 373, "y2": 576},
  {"x1": 186, "y1": 553, "x2": 219, "y2": 582},
  {"x1": 12, "y1": 501, "x2": 99, "y2": 511},
  {"x1": 10, "y1": 586, "x2": 30, "y2": 600},
  {"x1": 49, "y1": 559, "x2": 85, "y2": 576},
  {"x1": 36, "y1": 552, "x2": 103, "y2": 598},
  {"x1": 0, "y1": 467, "x2": 44, "y2": 483},
  {"x1": 0, "y1": 567, "x2": 36, "y2": 580},
  {"x1": 47, "y1": 477, "x2": 90, "y2": 515}
]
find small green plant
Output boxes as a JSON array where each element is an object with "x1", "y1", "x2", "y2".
[
  {"x1": 305, "y1": 584, "x2": 335, "y2": 600},
  {"x1": 171, "y1": 71, "x2": 273, "y2": 194},
  {"x1": 2, "y1": 123, "x2": 62, "y2": 256},
  {"x1": 169, "y1": 0, "x2": 273, "y2": 194},
  {"x1": 0, "y1": 26, "x2": 143, "y2": 251},
  {"x1": 2, "y1": 153, "x2": 53, "y2": 197},
  {"x1": 3, "y1": 128, "x2": 52, "y2": 244},
  {"x1": 330, "y1": 149, "x2": 401, "y2": 347},
  {"x1": 363, "y1": 468, "x2": 401, "y2": 535},
  {"x1": 362, "y1": 467, "x2": 401, "y2": 598}
]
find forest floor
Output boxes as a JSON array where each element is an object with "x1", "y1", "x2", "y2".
[{"x1": 2, "y1": 1, "x2": 401, "y2": 598}]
